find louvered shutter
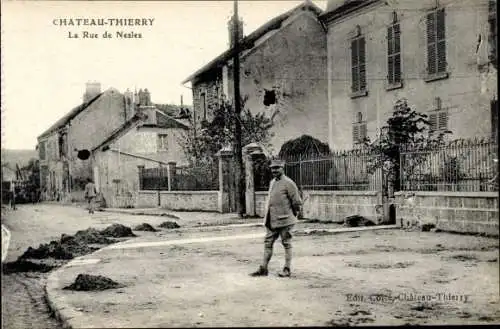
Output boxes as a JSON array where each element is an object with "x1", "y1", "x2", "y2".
[
  {"x1": 360, "y1": 124, "x2": 367, "y2": 141},
  {"x1": 427, "y1": 12, "x2": 437, "y2": 75},
  {"x1": 394, "y1": 24, "x2": 401, "y2": 53},
  {"x1": 387, "y1": 26, "x2": 394, "y2": 83},
  {"x1": 351, "y1": 39, "x2": 359, "y2": 92},
  {"x1": 394, "y1": 24, "x2": 402, "y2": 83},
  {"x1": 359, "y1": 37, "x2": 367, "y2": 90},
  {"x1": 394, "y1": 53, "x2": 402, "y2": 83},
  {"x1": 353, "y1": 125, "x2": 360, "y2": 143},
  {"x1": 436, "y1": 9, "x2": 446, "y2": 73},
  {"x1": 438, "y1": 111, "x2": 448, "y2": 130},
  {"x1": 429, "y1": 113, "x2": 438, "y2": 131},
  {"x1": 388, "y1": 56, "x2": 395, "y2": 84}
]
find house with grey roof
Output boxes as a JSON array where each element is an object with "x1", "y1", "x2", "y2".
[
  {"x1": 182, "y1": 0, "x2": 329, "y2": 154},
  {"x1": 36, "y1": 83, "x2": 189, "y2": 203}
]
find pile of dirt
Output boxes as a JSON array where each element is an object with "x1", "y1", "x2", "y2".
[
  {"x1": 345, "y1": 215, "x2": 376, "y2": 227},
  {"x1": 73, "y1": 228, "x2": 114, "y2": 244},
  {"x1": 159, "y1": 221, "x2": 180, "y2": 229},
  {"x1": 63, "y1": 273, "x2": 125, "y2": 291},
  {"x1": 2, "y1": 259, "x2": 58, "y2": 274},
  {"x1": 100, "y1": 224, "x2": 136, "y2": 238},
  {"x1": 18, "y1": 227, "x2": 119, "y2": 261},
  {"x1": 19, "y1": 239, "x2": 98, "y2": 260},
  {"x1": 160, "y1": 213, "x2": 180, "y2": 219},
  {"x1": 133, "y1": 223, "x2": 158, "y2": 232}
]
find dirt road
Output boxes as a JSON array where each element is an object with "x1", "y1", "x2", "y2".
[{"x1": 1, "y1": 204, "x2": 169, "y2": 329}]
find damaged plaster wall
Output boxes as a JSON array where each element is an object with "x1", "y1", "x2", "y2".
[{"x1": 230, "y1": 11, "x2": 329, "y2": 153}]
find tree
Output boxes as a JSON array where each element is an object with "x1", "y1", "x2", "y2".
[
  {"x1": 178, "y1": 96, "x2": 274, "y2": 165},
  {"x1": 278, "y1": 134, "x2": 331, "y2": 159},
  {"x1": 364, "y1": 99, "x2": 451, "y2": 191}
]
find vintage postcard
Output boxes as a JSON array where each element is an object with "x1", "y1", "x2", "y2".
[{"x1": 1, "y1": 0, "x2": 498, "y2": 328}]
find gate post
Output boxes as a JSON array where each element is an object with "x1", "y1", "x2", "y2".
[
  {"x1": 217, "y1": 146, "x2": 233, "y2": 213},
  {"x1": 243, "y1": 143, "x2": 265, "y2": 217},
  {"x1": 167, "y1": 161, "x2": 176, "y2": 191}
]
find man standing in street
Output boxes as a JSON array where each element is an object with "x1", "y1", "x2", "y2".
[
  {"x1": 84, "y1": 178, "x2": 97, "y2": 214},
  {"x1": 9, "y1": 181, "x2": 16, "y2": 210},
  {"x1": 250, "y1": 158, "x2": 302, "y2": 278}
]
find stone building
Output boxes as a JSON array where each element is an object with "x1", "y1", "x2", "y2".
[
  {"x1": 36, "y1": 82, "x2": 189, "y2": 202},
  {"x1": 37, "y1": 82, "x2": 128, "y2": 201},
  {"x1": 182, "y1": 0, "x2": 329, "y2": 154},
  {"x1": 320, "y1": 0, "x2": 498, "y2": 150},
  {"x1": 91, "y1": 105, "x2": 190, "y2": 208}
]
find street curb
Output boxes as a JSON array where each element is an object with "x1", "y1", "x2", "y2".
[
  {"x1": 2, "y1": 224, "x2": 11, "y2": 263},
  {"x1": 44, "y1": 266, "x2": 75, "y2": 329},
  {"x1": 295, "y1": 224, "x2": 400, "y2": 235}
]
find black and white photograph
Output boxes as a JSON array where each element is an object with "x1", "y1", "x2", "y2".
[{"x1": 1, "y1": 0, "x2": 498, "y2": 327}]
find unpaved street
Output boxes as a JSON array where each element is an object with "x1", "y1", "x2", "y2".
[
  {"x1": 2, "y1": 204, "x2": 499, "y2": 327},
  {"x1": 52, "y1": 216, "x2": 500, "y2": 327},
  {"x1": 1, "y1": 204, "x2": 171, "y2": 329}
]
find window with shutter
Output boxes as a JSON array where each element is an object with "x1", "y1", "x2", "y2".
[
  {"x1": 426, "y1": 8, "x2": 447, "y2": 77},
  {"x1": 429, "y1": 113, "x2": 438, "y2": 131},
  {"x1": 351, "y1": 35, "x2": 367, "y2": 94},
  {"x1": 491, "y1": 100, "x2": 498, "y2": 141},
  {"x1": 360, "y1": 124, "x2": 367, "y2": 141},
  {"x1": 352, "y1": 125, "x2": 360, "y2": 143},
  {"x1": 387, "y1": 22, "x2": 402, "y2": 85},
  {"x1": 438, "y1": 111, "x2": 448, "y2": 130},
  {"x1": 489, "y1": 0, "x2": 497, "y2": 67}
]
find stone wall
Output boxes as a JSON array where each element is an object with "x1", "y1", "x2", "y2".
[
  {"x1": 137, "y1": 190, "x2": 219, "y2": 211},
  {"x1": 136, "y1": 190, "x2": 157, "y2": 208},
  {"x1": 255, "y1": 190, "x2": 383, "y2": 223},
  {"x1": 395, "y1": 191, "x2": 499, "y2": 236}
]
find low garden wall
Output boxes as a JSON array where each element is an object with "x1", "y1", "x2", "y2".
[
  {"x1": 137, "y1": 190, "x2": 219, "y2": 212},
  {"x1": 255, "y1": 190, "x2": 383, "y2": 223},
  {"x1": 395, "y1": 191, "x2": 499, "y2": 236}
]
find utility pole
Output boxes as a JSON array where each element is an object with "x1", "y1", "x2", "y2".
[{"x1": 232, "y1": 0, "x2": 245, "y2": 216}]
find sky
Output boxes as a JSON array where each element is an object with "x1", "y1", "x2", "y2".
[{"x1": 1, "y1": 0, "x2": 327, "y2": 150}]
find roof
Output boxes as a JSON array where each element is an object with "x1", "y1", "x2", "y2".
[
  {"x1": 37, "y1": 93, "x2": 103, "y2": 140},
  {"x1": 155, "y1": 104, "x2": 192, "y2": 117},
  {"x1": 319, "y1": 0, "x2": 379, "y2": 24},
  {"x1": 182, "y1": 0, "x2": 323, "y2": 84},
  {"x1": 92, "y1": 114, "x2": 146, "y2": 153},
  {"x1": 154, "y1": 109, "x2": 191, "y2": 129},
  {"x1": 92, "y1": 109, "x2": 190, "y2": 153}
]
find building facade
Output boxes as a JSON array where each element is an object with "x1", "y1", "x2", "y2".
[
  {"x1": 321, "y1": 0, "x2": 498, "y2": 150},
  {"x1": 37, "y1": 83, "x2": 128, "y2": 201},
  {"x1": 91, "y1": 107, "x2": 190, "y2": 208},
  {"x1": 183, "y1": 1, "x2": 329, "y2": 154},
  {"x1": 36, "y1": 82, "x2": 188, "y2": 202}
]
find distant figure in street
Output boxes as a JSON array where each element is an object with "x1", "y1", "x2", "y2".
[
  {"x1": 84, "y1": 178, "x2": 97, "y2": 214},
  {"x1": 250, "y1": 158, "x2": 302, "y2": 278},
  {"x1": 9, "y1": 181, "x2": 17, "y2": 210}
]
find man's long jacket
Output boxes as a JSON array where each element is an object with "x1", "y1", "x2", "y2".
[{"x1": 263, "y1": 175, "x2": 302, "y2": 228}]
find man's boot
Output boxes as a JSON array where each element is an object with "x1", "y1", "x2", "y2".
[
  {"x1": 250, "y1": 265, "x2": 268, "y2": 277},
  {"x1": 278, "y1": 247, "x2": 292, "y2": 277},
  {"x1": 277, "y1": 267, "x2": 291, "y2": 277}
]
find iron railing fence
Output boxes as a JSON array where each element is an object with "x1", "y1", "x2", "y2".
[
  {"x1": 254, "y1": 149, "x2": 376, "y2": 191},
  {"x1": 172, "y1": 164, "x2": 219, "y2": 191},
  {"x1": 139, "y1": 163, "x2": 219, "y2": 191},
  {"x1": 400, "y1": 138, "x2": 498, "y2": 192}
]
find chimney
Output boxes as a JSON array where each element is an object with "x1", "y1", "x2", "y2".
[
  {"x1": 143, "y1": 88, "x2": 151, "y2": 106},
  {"x1": 83, "y1": 82, "x2": 101, "y2": 103},
  {"x1": 181, "y1": 95, "x2": 184, "y2": 107},
  {"x1": 228, "y1": 15, "x2": 244, "y2": 48},
  {"x1": 124, "y1": 88, "x2": 134, "y2": 120}
]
